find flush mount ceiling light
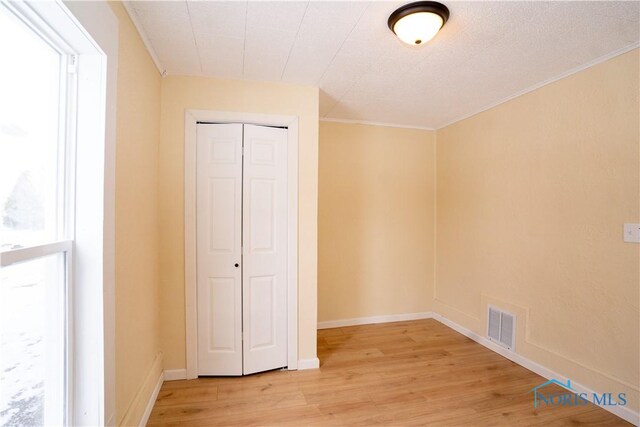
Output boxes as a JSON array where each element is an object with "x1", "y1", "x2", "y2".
[{"x1": 388, "y1": 1, "x2": 449, "y2": 46}]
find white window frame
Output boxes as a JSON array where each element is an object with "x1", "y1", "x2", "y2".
[
  {"x1": 0, "y1": 0, "x2": 117, "y2": 425},
  {"x1": 0, "y1": 243, "x2": 74, "y2": 424},
  {"x1": 0, "y1": 2, "x2": 78, "y2": 424},
  {"x1": 1, "y1": 241, "x2": 73, "y2": 267}
]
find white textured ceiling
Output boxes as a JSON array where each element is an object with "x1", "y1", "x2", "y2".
[{"x1": 126, "y1": 1, "x2": 640, "y2": 129}]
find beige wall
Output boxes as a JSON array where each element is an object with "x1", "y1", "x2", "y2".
[
  {"x1": 435, "y1": 49, "x2": 640, "y2": 410},
  {"x1": 318, "y1": 122, "x2": 435, "y2": 322},
  {"x1": 158, "y1": 76, "x2": 319, "y2": 369},
  {"x1": 102, "y1": 3, "x2": 638, "y2": 419},
  {"x1": 108, "y1": 2, "x2": 162, "y2": 425}
]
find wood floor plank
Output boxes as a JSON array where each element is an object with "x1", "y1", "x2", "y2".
[
  {"x1": 154, "y1": 384, "x2": 219, "y2": 407},
  {"x1": 148, "y1": 319, "x2": 631, "y2": 426}
]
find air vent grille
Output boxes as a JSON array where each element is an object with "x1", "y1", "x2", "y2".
[{"x1": 487, "y1": 306, "x2": 515, "y2": 350}]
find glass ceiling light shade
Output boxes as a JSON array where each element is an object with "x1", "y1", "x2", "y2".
[{"x1": 388, "y1": 1, "x2": 450, "y2": 46}]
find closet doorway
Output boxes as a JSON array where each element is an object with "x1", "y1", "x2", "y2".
[{"x1": 184, "y1": 111, "x2": 299, "y2": 379}]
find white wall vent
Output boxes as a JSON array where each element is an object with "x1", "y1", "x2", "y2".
[{"x1": 487, "y1": 305, "x2": 516, "y2": 351}]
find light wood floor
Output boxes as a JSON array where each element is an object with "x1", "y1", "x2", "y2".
[{"x1": 148, "y1": 319, "x2": 630, "y2": 426}]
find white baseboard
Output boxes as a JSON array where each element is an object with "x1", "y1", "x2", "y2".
[
  {"x1": 297, "y1": 357, "x2": 320, "y2": 370},
  {"x1": 120, "y1": 353, "x2": 163, "y2": 427},
  {"x1": 164, "y1": 369, "x2": 187, "y2": 381},
  {"x1": 317, "y1": 311, "x2": 435, "y2": 329},
  {"x1": 140, "y1": 371, "x2": 163, "y2": 427},
  {"x1": 432, "y1": 314, "x2": 639, "y2": 426}
]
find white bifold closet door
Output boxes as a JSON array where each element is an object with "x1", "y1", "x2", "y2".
[{"x1": 196, "y1": 123, "x2": 288, "y2": 376}]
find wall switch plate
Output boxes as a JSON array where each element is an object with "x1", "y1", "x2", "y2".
[{"x1": 623, "y1": 223, "x2": 640, "y2": 243}]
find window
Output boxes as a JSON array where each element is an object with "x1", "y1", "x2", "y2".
[
  {"x1": 0, "y1": 0, "x2": 116, "y2": 423},
  {"x1": 0, "y1": 3, "x2": 76, "y2": 425}
]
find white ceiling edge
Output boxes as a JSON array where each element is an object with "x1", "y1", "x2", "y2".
[
  {"x1": 121, "y1": 2, "x2": 639, "y2": 132},
  {"x1": 434, "y1": 42, "x2": 640, "y2": 130},
  {"x1": 122, "y1": 1, "x2": 164, "y2": 76},
  {"x1": 320, "y1": 117, "x2": 435, "y2": 132}
]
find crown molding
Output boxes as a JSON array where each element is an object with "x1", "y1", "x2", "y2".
[{"x1": 320, "y1": 117, "x2": 435, "y2": 132}]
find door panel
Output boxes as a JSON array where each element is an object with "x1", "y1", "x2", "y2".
[
  {"x1": 207, "y1": 278, "x2": 237, "y2": 351},
  {"x1": 248, "y1": 275, "x2": 276, "y2": 349},
  {"x1": 242, "y1": 124, "x2": 288, "y2": 375},
  {"x1": 197, "y1": 123, "x2": 243, "y2": 375},
  {"x1": 249, "y1": 179, "x2": 276, "y2": 252},
  {"x1": 208, "y1": 178, "x2": 237, "y2": 252}
]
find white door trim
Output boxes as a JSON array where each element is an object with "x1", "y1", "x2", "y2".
[{"x1": 185, "y1": 110, "x2": 299, "y2": 379}]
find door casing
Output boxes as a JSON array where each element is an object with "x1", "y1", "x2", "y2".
[{"x1": 184, "y1": 110, "x2": 299, "y2": 379}]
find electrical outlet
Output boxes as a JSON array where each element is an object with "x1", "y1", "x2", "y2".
[{"x1": 623, "y1": 223, "x2": 640, "y2": 243}]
